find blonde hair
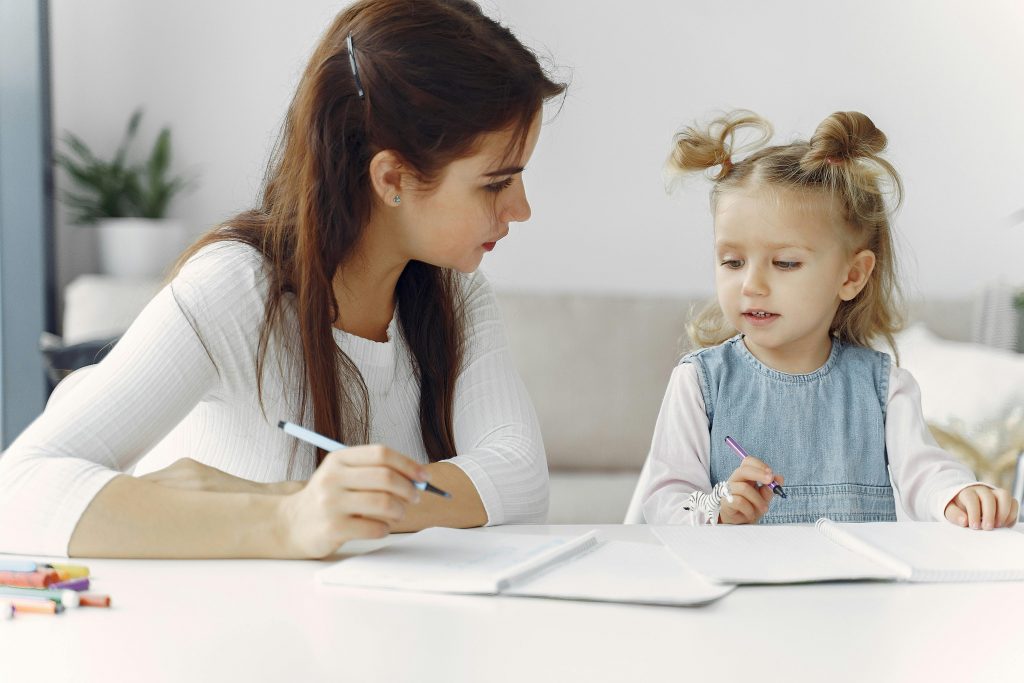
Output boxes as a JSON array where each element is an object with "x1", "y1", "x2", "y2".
[{"x1": 668, "y1": 110, "x2": 905, "y2": 358}]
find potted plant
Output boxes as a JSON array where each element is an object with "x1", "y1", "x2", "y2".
[{"x1": 55, "y1": 109, "x2": 193, "y2": 278}]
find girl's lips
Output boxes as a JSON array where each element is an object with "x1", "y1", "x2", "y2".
[
  {"x1": 742, "y1": 311, "x2": 779, "y2": 327},
  {"x1": 482, "y1": 242, "x2": 496, "y2": 252}
]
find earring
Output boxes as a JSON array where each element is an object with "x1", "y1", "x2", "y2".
[{"x1": 392, "y1": 195, "x2": 401, "y2": 205}]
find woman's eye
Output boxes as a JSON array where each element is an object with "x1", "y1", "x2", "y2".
[
  {"x1": 485, "y1": 177, "x2": 514, "y2": 193},
  {"x1": 774, "y1": 261, "x2": 801, "y2": 270},
  {"x1": 719, "y1": 259, "x2": 744, "y2": 269}
]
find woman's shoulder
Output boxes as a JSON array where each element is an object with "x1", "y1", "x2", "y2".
[{"x1": 170, "y1": 239, "x2": 272, "y2": 328}]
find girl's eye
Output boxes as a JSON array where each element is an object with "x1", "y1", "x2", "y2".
[
  {"x1": 774, "y1": 261, "x2": 801, "y2": 270},
  {"x1": 485, "y1": 177, "x2": 514, "y2": 193},
  {"x1": 719, "y1": 259, "x2": 744, "y2": 269}
]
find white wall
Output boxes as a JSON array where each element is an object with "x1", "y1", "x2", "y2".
[{"x1": 51, "y1": 0, "x2": 1024, "y2": 306}]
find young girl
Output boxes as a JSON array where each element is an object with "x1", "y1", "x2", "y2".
[
  {"x1": 640, "y1": 110, "x2": 1019, "y2": 528},
  {"x1": 0, "y1": 0, "x2": 565, "y2": 558}
]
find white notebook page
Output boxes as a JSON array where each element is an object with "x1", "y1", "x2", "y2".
[
  {"x1": 317, "y1": 527, "x2": 599, "y2": 594},
  {"x1": 826, "y1": 522, "x2": 1024, "y2": 582},
  {"x1": 504, "y1": 540, "x2": 735, "y2": 606},
  {"x1": 652, "y1": 525, "x2": 900, "y2": 584}
]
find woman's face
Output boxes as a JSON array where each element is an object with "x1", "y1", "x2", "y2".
[{"x1": 395, "y1": 112, "x2": 542, "y2": 274}]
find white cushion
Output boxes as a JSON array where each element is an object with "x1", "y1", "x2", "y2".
[{"x1": 895, "y1": 324, "x2": 1024, "y2": 456}]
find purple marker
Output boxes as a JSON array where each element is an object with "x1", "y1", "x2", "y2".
[
  {"x1": 724, "y1": 436, "x2": 787, "y2": 499},
  {"x1": 50, "y1": 577, "x2": 90, "y2": 591}
]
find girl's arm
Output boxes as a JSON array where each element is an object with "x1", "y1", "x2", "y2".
[
  {"x1": 639, "y1": 363, "x2": 715, "y2": 525},
  {"x1": 885, "y1": 365, "x2": 989, "y2": 521},
  {"x1": 395, "y1": 272, "x2": 545, "y2": 529}
]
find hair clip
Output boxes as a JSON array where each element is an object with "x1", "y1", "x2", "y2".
[{"x1": 346, "y1": 33, "x2": 365, "y2": 99}]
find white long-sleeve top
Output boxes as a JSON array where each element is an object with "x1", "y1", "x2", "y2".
[
  {"x1": 641, "y1": 362, "x2": 983, "y2": 525},
  {"x1": 0, "y1": 242, "x2": 547, "y2": 556}
]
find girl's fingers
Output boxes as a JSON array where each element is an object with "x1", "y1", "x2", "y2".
[
  {"x1": 976, "y1": 487, "x2": 996, "y2": 530},
  {"x1": 721, "y1": 488, "x2": 757, "y2": 523},
  {"x1": 958, "y1": 488, "x2": 982, "y2": 529},
  {"x1": 728, "y1": 458, "x2": 775, "y2": 486},
  {"x1": 728, "y1": 482, "x2": 769, "y2": 519},
  {"x1": 995, "y1": 489, "x2": 1018, "y2": 528},
  {"x1": 944, "y1": 499, "x2": 968, "y2": 527}
]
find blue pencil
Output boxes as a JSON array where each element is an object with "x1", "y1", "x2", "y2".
[{"x1": 277, "y1": 421, "x2": 452, "y2": 498}]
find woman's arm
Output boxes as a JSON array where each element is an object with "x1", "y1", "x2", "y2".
[
  {"x1": 399, "y1": 272, "x2": 547, "y2": 528},
  {"x1": 640, "y1": 363, "x2": 715, "y2": 525}
]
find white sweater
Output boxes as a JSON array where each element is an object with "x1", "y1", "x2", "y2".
[{"x1": 0, "y1": 242, "x2": 547, "y2": 556}]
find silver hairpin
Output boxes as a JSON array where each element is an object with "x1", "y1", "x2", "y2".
[{"x1": 346, "y1": 33, "x2": 365, "y2": 99}]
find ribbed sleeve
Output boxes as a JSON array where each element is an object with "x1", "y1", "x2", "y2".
[{"x1": 0, "y1": 242, "x2": 548, "y2": 555}]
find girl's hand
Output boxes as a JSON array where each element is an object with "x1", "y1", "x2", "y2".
[
  {"x1": 277, "y1": 444, "x2": 427, "y2": 558},
  {"x1": 944, "y1": 485, "x2": 1019, "y2": 530},
  {"x1": 719, "y1": 456, "x2": 784, "y2": 525},
  {"x1": 139, "y1": 458, "x2": 304, "y2": 495}
]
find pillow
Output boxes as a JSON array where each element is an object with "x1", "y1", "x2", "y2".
[{"x1": 894, "y1": 324, "x2": 1024, "y2": 486}]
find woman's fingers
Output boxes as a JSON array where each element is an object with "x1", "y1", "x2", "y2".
[
  {"x1": 340, "y1": 491, "x2": 407, "y2": 524},
  {"x1": 332, "y1": 445, "x2": 428, "y2": 484},
  {"x1": 338, "y1": 465, "x2": 420, "y2": 503}
]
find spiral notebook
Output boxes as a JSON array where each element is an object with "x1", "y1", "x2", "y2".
[
  {"x1": 317, "y1": 527, "x2": 734, "y2": 606},
  {"x1": 653, "y1": 519, "x2": 1024, "y2": 585}
]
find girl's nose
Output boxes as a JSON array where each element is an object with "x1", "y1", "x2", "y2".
[{"x1": 741, "y1": 266, "x2": 768, "y2": 296}]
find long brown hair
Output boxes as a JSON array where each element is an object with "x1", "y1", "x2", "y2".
[
  {"x1": 171, "y1": 0, "x2": 565, "y2": 463},
  {"x1": 667, "y1": 110, "x2": 904, "y2": 358}
]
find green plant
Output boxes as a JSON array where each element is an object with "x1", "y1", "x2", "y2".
[
  {"x1": 1014, "y1": 291, "x2": 1024, "y2": 310},
  {"x1": 55, "y1": 109, "x2": 191, "y2": 224}
]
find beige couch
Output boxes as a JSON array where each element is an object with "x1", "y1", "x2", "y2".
[{"x1": 61, "y1": 275, "x2": 1011, "y2": 524}]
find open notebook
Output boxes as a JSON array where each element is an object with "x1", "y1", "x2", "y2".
[
  {"x1": 653, "y1": 519, "x2": 1024, "y2": 584},
  {"x1": 317, "y1": 527, "x2": 734, "y2": 606}
]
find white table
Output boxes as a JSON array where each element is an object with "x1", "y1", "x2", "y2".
[{"x1": 2, "y1": 525, "x2": 1022, "y2": 682}]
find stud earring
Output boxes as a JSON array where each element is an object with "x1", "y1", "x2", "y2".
[{"x1": 392, "y1": 195, "x2": 401, "y2": 205}]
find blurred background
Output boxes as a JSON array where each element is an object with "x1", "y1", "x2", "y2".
[{"x1": 2, "y1": 1, "x2": 1022, "y2": 520}]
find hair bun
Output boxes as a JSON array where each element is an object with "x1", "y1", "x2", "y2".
[{"x1": 806, "y1": 111, "x2": 887, "y2": 166}]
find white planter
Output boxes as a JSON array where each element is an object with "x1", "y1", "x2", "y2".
[{"x1": 94, "y1": 218, "x2": 189, "y2": 278}]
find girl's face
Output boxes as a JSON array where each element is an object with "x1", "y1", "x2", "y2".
[
  {"x1": 394, "y1": 113, "x2": 542, "y2": 274},
  {"x1": 712, "y1": 186, "x2": 874, "y2": 373}
]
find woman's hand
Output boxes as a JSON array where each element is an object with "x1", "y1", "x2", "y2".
[
  {"x1": 139, "y1": 458, "x2": 304, "y2": 495},
  {"x1": 719, "y1": 456, "x2": 784, "y2": 525},
  {"x1": 944, "y1": 485, "x2": 1019, "y2": 530},
  {"x1": 277, "y1": 444, "x2": 428, "y2": 558}
]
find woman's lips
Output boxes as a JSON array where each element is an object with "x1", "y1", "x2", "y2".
[{"x1": 482, "y1": 242, "x2": 496, "y2": 252}]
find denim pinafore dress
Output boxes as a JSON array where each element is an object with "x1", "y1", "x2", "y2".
[{"x1": 683, "y1": 335, "x2": 897, "y2": 524}]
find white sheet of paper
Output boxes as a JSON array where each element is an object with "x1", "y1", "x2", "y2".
[
  {"x1": 317, "y1": 527, "x2": 592, "y2": 594},
  {"x1": 504, "y1": 539, "x2": 735, "y2": 606},
  {"x1": 652, "y1": 525, "x2": 899, "y2": 584}
]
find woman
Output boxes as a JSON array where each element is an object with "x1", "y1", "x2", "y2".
[{"x1": 0, "y1": 0, "x2": 565, "y2": 558}]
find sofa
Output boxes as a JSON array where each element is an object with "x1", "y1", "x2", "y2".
[{"x1": 54, "y1": 275, "x2": 1024, "y2": 524}]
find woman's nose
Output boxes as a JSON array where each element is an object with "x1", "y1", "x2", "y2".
[{"x1": 501, "y1": 182, "x2": 531, "y2": 223}]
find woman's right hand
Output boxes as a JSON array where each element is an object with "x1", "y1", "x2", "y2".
[
  {"x1": 719, "y1": 456, "x2": 784, "y2": 525},
  {"x1": 277, "y1": 445, "x2": 428, "y2": 558}
]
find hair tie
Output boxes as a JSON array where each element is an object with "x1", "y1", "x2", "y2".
[
  {"x1": 346, "y1": 33, "x2": 365, "y2": 99},
  {"x1": 825, "y1": 156, "x2": 844, "y2": 165}
]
